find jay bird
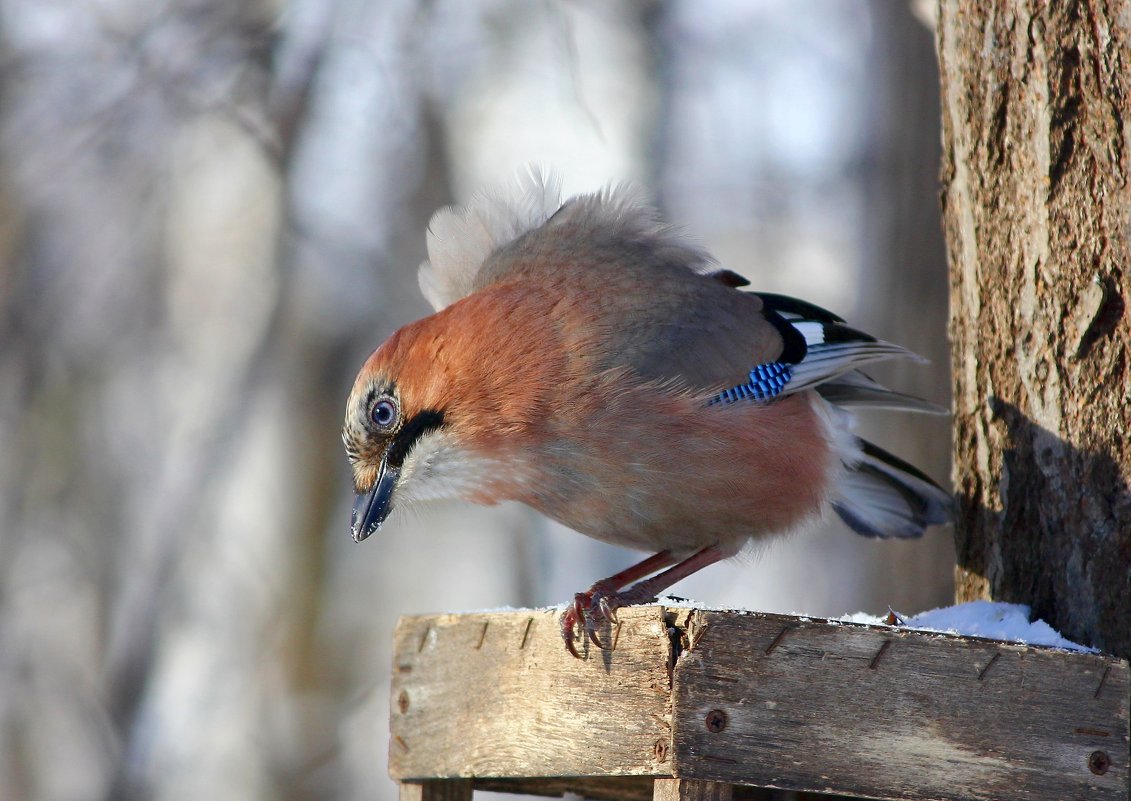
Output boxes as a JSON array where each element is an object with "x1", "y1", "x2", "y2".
[{"x1": 343, "y1": 172, "x2": 953, "y2": 655}]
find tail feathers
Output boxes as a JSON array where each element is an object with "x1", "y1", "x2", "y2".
[
  {"x1": 833, "y1": 439, "x2": 954, "y2": 539},
  {"x1": 817, "y1": 370, "x2": 948, "y2": 415}
]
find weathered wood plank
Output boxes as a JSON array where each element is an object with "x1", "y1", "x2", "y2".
[
  {"x1": 388, "y1": 606, "x2": 1129, "y2": 800},
  {"x1": 669, "y1": 609, "x2": 1129, "y2": 801},
  {"x1": 653, "y1": 777, "x2": 733, "y2": 801},
  {"x1": 472, "y1": 776, "x2": 790, "y2": 801},
  {"x1": 389, "y1": 606, "x2": 675, "y2": 780},
  {"x1": 473, "y1": 776, "x2": 658, "y2": 801},
  {"x1": 399, "y1": 779, "x2": 473, "y2": 801}
]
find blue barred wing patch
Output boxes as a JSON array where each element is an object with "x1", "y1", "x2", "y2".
[{"x1": 710, "y1": 362, "x2": 793, "y2": 405}]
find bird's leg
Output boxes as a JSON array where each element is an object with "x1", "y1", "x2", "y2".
[
  {"x1": 601, "y1": 544, "x2": 727, "y2": 609},
  {"x1": 561, "y1": 550, "x2": 676, "y2": 657},
  {"x1": 573, "y1": 545, "x2": 728, "y2": 655},
  {"x1": 562, "y1": 545, "x2": 729, "y2": 656}
]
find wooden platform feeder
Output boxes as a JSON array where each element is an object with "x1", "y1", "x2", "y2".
[{"x1": 389, "y1": 606, "x2": 1129, "y2": 801}]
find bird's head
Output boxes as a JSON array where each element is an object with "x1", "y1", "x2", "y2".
[
  {"x1": 343, "y1": 323, "x2": 445, "y2": 542},
  {"x1": 343, "y1": 289, "x2": 559, "y2": 542}
]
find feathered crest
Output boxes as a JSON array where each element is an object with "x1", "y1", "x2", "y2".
[{"x1": 417, "y1": 167, "x2": 711, "y2": 311}]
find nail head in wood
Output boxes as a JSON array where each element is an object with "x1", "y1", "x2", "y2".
[
  {"x1": 1090, "y1": 750, "x2": 1112, "y2": 776},
  {"x1": 704, "y1": 709, "x2": 727, "y2": 733}
]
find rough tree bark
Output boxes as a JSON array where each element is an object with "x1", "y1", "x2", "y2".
[{"x1": 937, "y1": 2, "x2": 1131, "y2": 659}]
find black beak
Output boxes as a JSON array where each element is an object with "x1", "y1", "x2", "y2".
[{"x1": 351, "y1": 460, "x2": 400, "y2": 542}]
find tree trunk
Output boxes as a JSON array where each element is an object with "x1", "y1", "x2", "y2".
[{"x1": 937, "y1": 1, "x2": 1131, "y2": 659}]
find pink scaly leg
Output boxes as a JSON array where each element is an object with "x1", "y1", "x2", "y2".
[{"x1": 561, "y1": 545, "x2": 727, "y2": 657}]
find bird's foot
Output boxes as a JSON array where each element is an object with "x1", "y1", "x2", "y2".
[
  {"x1": 558, "y1": 547, "x2": 723, "y2": 658},
  {"x1": 561, "y1": 585, "x2": 651, "y2": 658},
  {"x1": 561, "y1": 589, "x2": 615, "y2": 657}
]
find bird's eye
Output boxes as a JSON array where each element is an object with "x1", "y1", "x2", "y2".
[{"x1": 370, "y1": 398, "x2": 398, "y2": 430}]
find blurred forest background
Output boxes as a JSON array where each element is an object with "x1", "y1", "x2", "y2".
[{"x1": 0, "y1": 1, "x2": 953, "y2": 800}]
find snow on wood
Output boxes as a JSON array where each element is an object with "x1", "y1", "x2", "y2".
[{"x1": 841, "y1": 600, "x2": 1098, "y2": 651}]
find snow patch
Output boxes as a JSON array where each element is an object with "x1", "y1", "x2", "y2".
[{"x1": 842, "y1": 600, "x2": 1098, "y2": 653}]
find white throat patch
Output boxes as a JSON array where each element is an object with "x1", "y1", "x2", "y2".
[{"x1": 393, "y1": 428, "x2": 527, "y2": 507}]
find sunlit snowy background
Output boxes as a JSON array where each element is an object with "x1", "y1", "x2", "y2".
[{"x1": 0, "y1": 1, "x2": 952, "y2": 799}]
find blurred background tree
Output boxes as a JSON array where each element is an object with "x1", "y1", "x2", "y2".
[{"x1": 0, "y1": 2, "x2": 950, "y2": 800}]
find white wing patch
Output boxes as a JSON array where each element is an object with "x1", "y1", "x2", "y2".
[{"x1": 792, "y1": 321, "x2": 826, "y2": 345}]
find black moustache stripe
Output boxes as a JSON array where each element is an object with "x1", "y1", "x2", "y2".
[{"x1": 386, "y1": 409, "x2": 445, "y2": 469}]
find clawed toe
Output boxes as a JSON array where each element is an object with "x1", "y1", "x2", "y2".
[
  {"x1": 598, "y1": 595, "x2": 618, "y2": 624},
  {"x1": 560, "y1": 590, "x2": 624, "y2": 657},
  {"x1": 560, "y1": 595, "x2": 587, "y2": 658}
]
